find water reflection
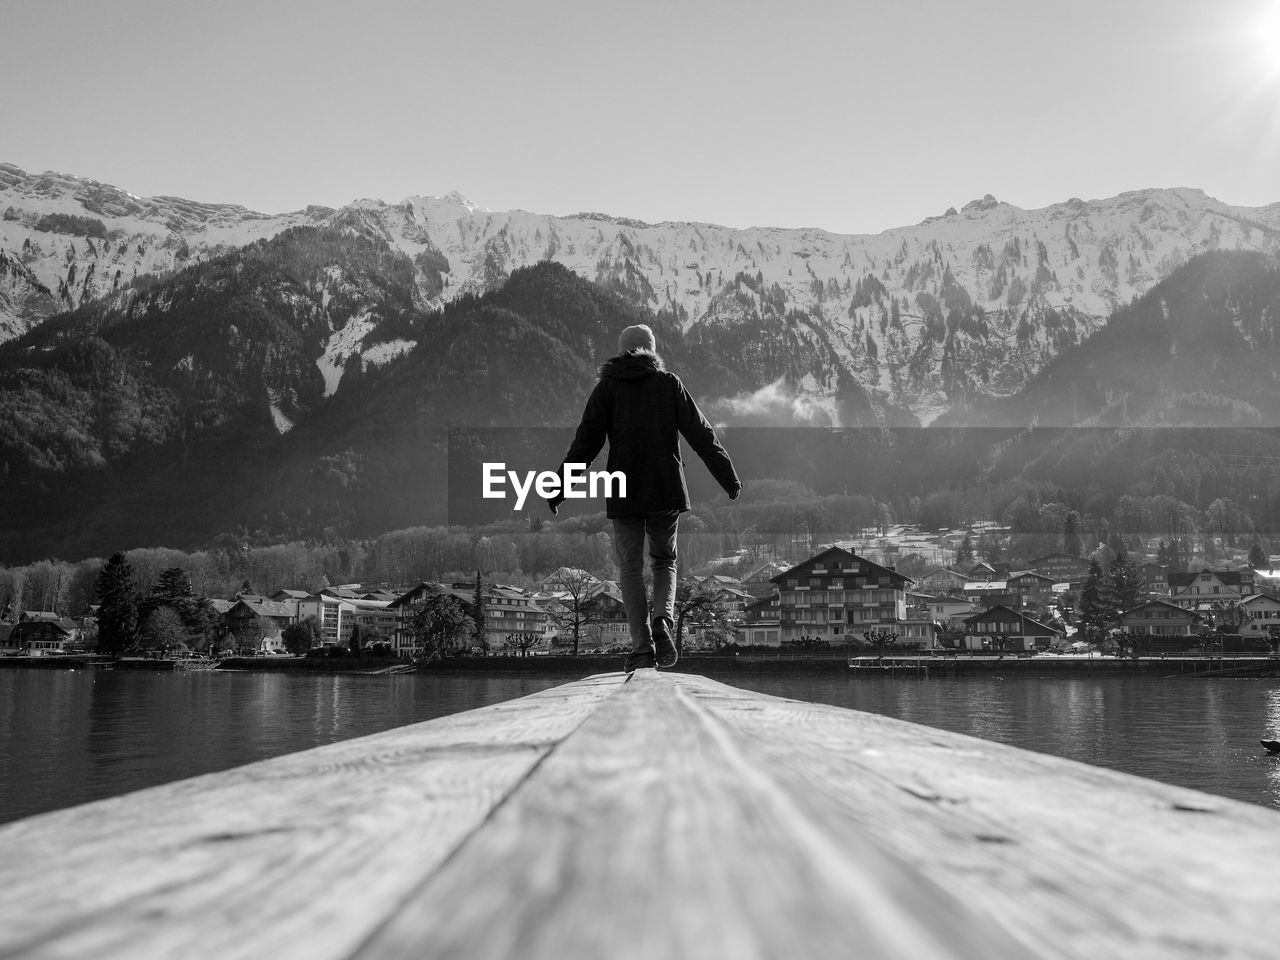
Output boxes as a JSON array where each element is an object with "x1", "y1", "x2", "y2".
[
  {"x1": 5, "y1": 670, "x2": 1280, "y2": 824},
  {"x1": 727, "y1": 674, "x2": 1280, "y2": 809},
  {"x1": 0, "y1": 670, "x2": 569, "y2": 825}
]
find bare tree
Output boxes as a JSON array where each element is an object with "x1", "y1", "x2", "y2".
[
  {"x1": 504, "y1": 633, "x2": 539, "y2": 658},
  {"x1": 544, "y1": 568, "x2": 601, "y2": 656},
  {"x1": 862, "y1": 629, "x2": 899, "y2": 665}
]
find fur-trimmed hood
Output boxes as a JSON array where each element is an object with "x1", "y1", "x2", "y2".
[{"x1": 598, "y1": 348, "x2": 665, "y2": 381}]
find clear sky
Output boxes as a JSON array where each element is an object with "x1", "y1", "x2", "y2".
[{"x1": 3, "y1": 0, "x2": 1279, "y2": 234}]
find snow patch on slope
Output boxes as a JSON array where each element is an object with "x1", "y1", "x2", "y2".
[
  {"x1": 269, "y1": 403, "x2": 294, "y2": 434},
  {"x1": 316, "y1": 310, "x2": 376, "y2": 397},
  {"x1": 362, "y1": 339, "x2": 414, "y2": 366}
]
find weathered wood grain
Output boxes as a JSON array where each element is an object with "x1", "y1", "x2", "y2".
[
  {"x1": 675, "y1": 673, "x2": 1280, "y2": 960},
  {"x1": 5, "y1": 670, "x2": 1279, "y2": 960},
  {"x1": 350, "y1": 669, "x2": 1031, "y2": 960},
  {"x1": 0, "y1": 673, "x2": 624, "y2": 960}
]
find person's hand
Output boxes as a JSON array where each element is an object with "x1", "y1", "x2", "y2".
[
  {"x1": 729, "y1": 482, "x2": 743, "y2": 502},
  {"x1": 547, "y1": 495, "x2": 563, "y2": 516}
]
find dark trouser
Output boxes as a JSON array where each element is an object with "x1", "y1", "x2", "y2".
[{"x1": 612, "y1": 510, "x2": 679, "y2": 656}]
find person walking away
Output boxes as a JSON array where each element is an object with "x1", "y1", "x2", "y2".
[{"x1": 547, "y1": 324, "x2": 741, "y2": 672}]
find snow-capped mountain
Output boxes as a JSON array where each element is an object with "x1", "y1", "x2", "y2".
[{"x1": 4, "y1": 161, "x2": 1279, "y2": 424}]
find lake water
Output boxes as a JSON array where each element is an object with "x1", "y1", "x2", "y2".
[{"x1": 4, "y1": 668, "x2": 1280, "y2": 825}]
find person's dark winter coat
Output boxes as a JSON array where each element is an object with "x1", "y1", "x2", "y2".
[{"x1": 550, "y1": 349, "x2": 740, "y2": 517}]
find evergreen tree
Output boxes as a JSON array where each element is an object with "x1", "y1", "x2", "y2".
[
  {"x1": 1108, "y1": 531, "x2": 1126, "y2": 557},
  {"x1": 473, "y1": 569, "x2": 487, "y2": 651},
  {"x1": 1249, "y1": 540, "x2": 1269, "y2": 569},
  {"x1": 282, "y1": 616, "x2": 321, "y2": 655},
  {"x1": 1157, "y1": 540, "x2": 1169, "y2": 565},
  {"x1": 1109, "y1": 547, "x2": 1145, "y2": 619},
  {"x1": 1079, "y1": 560, "x2": 1118, "y2": 637},
  {"x1": 96, "y1": 552, "x2": 139, "y2": 655},
  {"x1": 1063, "y1": 510, "x2": 1083, "y2": 558},
  {"x1": 955, "y1": 535, "x2": 974, "y2": 566},
  {"x1": 146, "y1": 567, "x2": 198, "y2": 638}
]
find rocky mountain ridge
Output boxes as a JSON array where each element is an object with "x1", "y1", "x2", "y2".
[{"x1": 3, "y1": 161, "x2": 1280, "y2": 424}]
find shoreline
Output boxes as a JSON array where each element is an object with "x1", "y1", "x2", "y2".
[{"x1": 5, "y1": 653, "x2": 1280, "y2": 679}]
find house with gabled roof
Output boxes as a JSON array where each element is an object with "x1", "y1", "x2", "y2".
[
  {"x1": 1168, "y1": 569, "x2": 1251, "y2": 609},
  {"x1": 1238, "y1": 593, "x2": 1280, "y2": 643},
  {"x1": 1028, "y1": 553, "x2": 1092, "y2": 584},
  {"x1": 961, "y1": 605, "x2": 1062, "y2": 652},
  {"x1": 1119, "y1": 598, "x2": 1204, "y2": 637},
  {"x1": 10, "y1": 615, "x2": 79, "y2": 655},
  {"x1": 967, "y1": 561, "x2": 1001, "y2": 581},
  {"x1": 929, "y1": 595, "x2": 976, "y2": 626},
  {"x1": 771, "y1": 547, "x2": 910, "y2": 645},
  {"x1": 1006, "y1": 570, "x2": 1056, "y2": 609},
  {"x1": 914, "y1": 566, "x2": 969, "y2": 595},
  {"x1": 742, "y1": 560, "x2": 788, "y2": 599},
  {"x1": 387, "y1": 582, "x2": 470, "y2": 657}
]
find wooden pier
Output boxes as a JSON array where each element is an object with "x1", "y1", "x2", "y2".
[{"x1": 2, "y1": 671, "x2": 1280, "y2": 959}]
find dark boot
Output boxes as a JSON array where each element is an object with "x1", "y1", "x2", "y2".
[
  {"x1": 623, "y1": 644, "x2": 656, "y2": 673},
  {"x1": 653, "y1": 617, "x2": 678, "y2": 668}
]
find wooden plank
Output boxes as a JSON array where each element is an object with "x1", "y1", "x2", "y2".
[
  {"x1": 675, "y1": 673, "x2": 1280, "y2": 960},
  {"x1": 7, "y1": 670, "x2": 1277, "y2": 960},
  {"x1": 0, "y1": 673, "x2": 624, "y2": 960},
  {"x1": 350, "y1": 669, "x2": 1031, "y2": 960}
]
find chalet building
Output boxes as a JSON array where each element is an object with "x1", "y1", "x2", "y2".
[
  {"x1": 584, "y1": 583, "x2": 629, "y2": 650},
  {"x1": 740, "y1": 594, "x2": 780, "y2": 647},
  {"x1": 9, "y1": 616, "x2": 78, "y2": 655},
  {"x1": 967, "y1": 561, "x2": 1000, "y2": 581},
  {"x1": 694, "y1": 579, "x2": 753, "y2": 618},
  {"x1": 223, "y1": 597, "x2": 297, "y2": 653},
  {"x1": 388, "y1": 583, "x2": 467, "y2": 658},
  {"x1": 1168, "y1": 569, "x2": 1251, "y2": 609},
  {"x1": 227, "y1": 597, "x2": 295, "y2": 631},
  {"x1": 1139, "y1": 564, "x2": 1170, "y2": 596},
  {"x1": 961, "y1": 606, "x2": 1062, "y2": 652},
  {"x1": 1118, "y1": 599, "x2": 1204, "y2": 637},
  {"x1": 1006, "y1": 571, "x2": 1056, "y2": 610},
  {"x1": 961, "y1": 580, "x2": 1018, "y2": 609},
  {"x1": 271, "y1": 589, "x2": 311, "y2": 603},
  {"x1": 1239, "y1": 594, "x2": 1280, "y2": 642},
  {"x1": 481, "y1": 585, "x2": 548, "y2": 651},
  {"x1": 772, "y1": 547, "x2": 909, "y2": 645},
  {"x1": 914, "y1": 567, "x2": 969, "y2": 595},
  {"x1": 0, "y1": 623, "x2": 15, "y2": 655},
  {"x1": 741, "y1": 561, "x2": 788, "y2": 599},
  {"x1": 537, "y1": 568, "x2": 600, "y2": 593},
  {"x1": 1028, "y1": 553, "x2": 1091, "y2": 584}
]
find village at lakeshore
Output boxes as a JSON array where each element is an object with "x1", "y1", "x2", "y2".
[{"x1": 6, "y1": 518, "x2": 1280, "y2": 674}]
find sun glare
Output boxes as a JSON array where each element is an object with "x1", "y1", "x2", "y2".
[{"x1": 1258, "y1": 3, "x2": 1280, "y2": 77}]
